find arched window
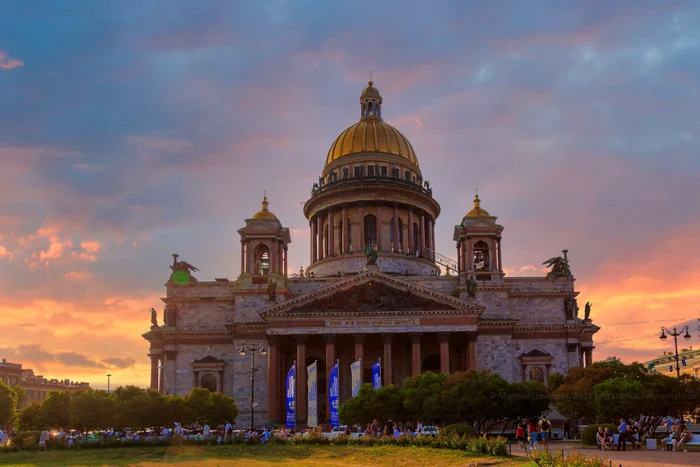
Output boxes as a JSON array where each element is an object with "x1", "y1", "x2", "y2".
[
  {"x1": 253, "y1": 244, "x2": 270, "y2": 276},
  {"x1": 473, "y1": 241, "x2": 490, "y2": 271},
  {"x1": 201, "y1": 374, "x2": 217, "y2": 392},
  {"x1": 364, "y1": 215, "x2": 377, "y2": 247},
  {"x1": 528, "y1": 367, "x2": 544, "y2": 384}
]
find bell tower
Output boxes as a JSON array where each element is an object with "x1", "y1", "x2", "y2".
[
  {"x1": 238, "y1": 195, "x2": 291, "y2": 286},
  {"x1": 453, "y1": 192, "x2": 504, "y2": 280}
]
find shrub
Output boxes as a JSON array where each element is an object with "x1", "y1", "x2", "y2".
[
  {"x1": 442, "y1": 423, "x2": 477, "y2": 437},
  {"x1": 581, "y1": 424, "x2": 617, "y2": 446},
  {"x1": 530, "y1": 449, "x2": 609, "y2": 467}
]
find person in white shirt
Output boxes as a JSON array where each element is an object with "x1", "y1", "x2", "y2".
[{"x1": 203, "y1": 424, "x2": 210, "y2": 437}]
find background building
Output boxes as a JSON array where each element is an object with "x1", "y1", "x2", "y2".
[
  {"x1": 0, "y1": 359, "x2": 90, "y2": 406},
  {"x1": 645, "y1": 347, "x2": 700, "y2": 377},
  {"x1": 143, "y1": 82, "x2": 599, "y2": 428}
]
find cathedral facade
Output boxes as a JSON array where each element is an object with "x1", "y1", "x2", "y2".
[{"x1": 143, "y1": 82, "x2": 599, "y2": 427}]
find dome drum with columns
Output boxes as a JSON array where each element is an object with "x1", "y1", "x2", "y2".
[
  {"x1": 143, "y1": 80, "x2": 599, "y2": 430},
  {"x1": 305, "y1": 81, "x2": 440, "y2": 276}
]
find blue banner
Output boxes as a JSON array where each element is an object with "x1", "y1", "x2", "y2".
[
  {"x1": 286, "y1": 362, "x2": 296, "y2": 428},
  {"x1": 329, "y1": 360, "x2": 340, "y2": 428},
  {"x1": 351, "y1": 360, "x2": 361, "y2": 397},
  {"x1": 372, "y1": 359, "x2": 382, "y2": 390}
]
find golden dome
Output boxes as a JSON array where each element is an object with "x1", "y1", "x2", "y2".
[
  {"x1": 252, "y1": 196, "x2": 278, "y2": 220},
  {"x1": 325, "y1": 119, "x2": 418, "y2": 167},
  {"x1": 465, "y1": 194, "x2": 491, "y2": 218}
]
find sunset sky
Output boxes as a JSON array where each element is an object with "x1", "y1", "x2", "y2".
[{"x1": 1, "y1": 1, "x2": 699, "y2": 390}]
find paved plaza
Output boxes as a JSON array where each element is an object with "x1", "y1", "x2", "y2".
[{"x1": 511, "y1": 444, "x2": 700, "y2": 467}]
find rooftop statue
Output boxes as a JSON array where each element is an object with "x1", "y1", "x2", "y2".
[
  {"x1": 365, "y1": 245, "x2": 378, "y2": 266},
  {"x1": 543, "y1": 249, "x2": 572, "y2": 279},
  {"x1": 267, "y1": 279, "x2": 277, "y2": 301},
  {"x1": 170, "y1": 254, "x2": 199, "y2": 284},
  {"x1": 584, "y1": 302, "x2": 592, "y2": 321},
  {"x1": 150, "y1": 307, "x2": 158, "y2": 328},
  {"x1": 466, "y1": 276, "x2": 478, "y2": 298}
]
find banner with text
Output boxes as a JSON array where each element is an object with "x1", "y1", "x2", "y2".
[
  {"x1": 285, "y1": 363, "x2": 295, "y2": 429},
  {"x1": 307, "y1": 361, "x2": 318, "y2": 427},
  {"x1": 351, "y1": 359, "x2": 362, "y2": 397},
  {"x1": 372, "y1": 359, "x2": 382, "y2": 390},
  {"x1": 329, "y1": 360, "x2": 340, "y2": 428}
]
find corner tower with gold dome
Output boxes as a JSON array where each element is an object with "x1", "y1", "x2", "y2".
[{"x1": 304, "y1": 81, "x2": 441, "y2": 276}]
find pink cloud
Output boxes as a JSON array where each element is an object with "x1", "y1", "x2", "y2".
[
  {"x1": 0, "y1": 51, "x2": 23, "y2": 70},
  {"x1": 64, "y1": 271, "x2": 93, "y2": 280}
]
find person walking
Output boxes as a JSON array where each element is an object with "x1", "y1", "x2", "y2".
[
  {"x1": 527, "y1": 420, "x2": 538, "y2": 450},
  {"x1": 515, "y1": 423, "x2": 525, "y2": 450},
  {"x1": 563, "y1": 421, "x2": 570, "y2": 440},
  {"x1": 617, "y1": 418, "x2": 628, "y2": 451},
  {"x1": 538, "y1": 415, "x2": 552, "y2": 450}
]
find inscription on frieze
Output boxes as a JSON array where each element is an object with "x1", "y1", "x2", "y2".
[{"x1": 326, "y1": 318, "x2": 419, "y2": 327}]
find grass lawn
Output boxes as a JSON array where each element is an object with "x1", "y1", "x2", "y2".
[{"x1": 0, "y1": 444, "x2": 533, "y2": 467}]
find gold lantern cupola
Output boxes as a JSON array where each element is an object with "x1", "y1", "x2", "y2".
[
  {"x1": 252, "y1": 195, "x2": 278, "y2": 220},
  {"x1": 360, "y1": 80, "x2": 382, "y2": 120},
  {"x1": 465, "y1": 193, "x2": 491, "y2": 218}
]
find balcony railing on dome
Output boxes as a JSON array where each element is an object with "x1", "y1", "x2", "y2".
[
  {"x1": 310, "y1": 174, "x2": 433, "y2": 198},
  {"x1": 423, "y1": 247, "x2": 458, "y2": 274}
]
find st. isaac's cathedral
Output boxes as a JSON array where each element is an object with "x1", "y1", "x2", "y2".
[{"x1": 143, "y1": 81, "x2": 599, "y2": 427}]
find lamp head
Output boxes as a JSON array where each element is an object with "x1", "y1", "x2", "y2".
[
  {"x1": 239, "y1": 347, "x2": 246, "y2": 356},
  {"x1": 660, "y1": 331, "x2": 667, "y2": 341},
  {"x1": 684, "y1": 332, "x2": 691, "y2": 341},
  {"x1": 260, "y1": 347, "x2": 268, "y2": 356}
]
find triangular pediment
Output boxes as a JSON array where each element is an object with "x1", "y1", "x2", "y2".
[
  {"x1": 193, "y1": 355, "x2": 226, "y2": 364},
  {"x1": 464, "y1": 218, "x2": 500, "y2": 229},
  {"x1": 238, "y1": 219, "x2": 281, "y2": 234},
  {"x1": 262, "y1": 269, "x2": 484, "y2": 317}
]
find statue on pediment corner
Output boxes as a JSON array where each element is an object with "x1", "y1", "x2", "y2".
[
  {"x1": 150, "y1": 308, "x2": 159, "y2": 328},
  {"x1": 466, "y1": 276, "x2": 478, "y2": 298},
  {"x1": 584, "y1": 302, "x2": 592, "y2": 321},
  {"x1": 267, "y1": 279, "x2": 277, "y2": 301}
]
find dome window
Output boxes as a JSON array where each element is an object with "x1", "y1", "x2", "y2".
[
  {"x1": 473, "y1": 241, "x2": 490, "y2": 271},
  {"x1": 364, "y1": 215, "x2": 377, "y2": 247}
]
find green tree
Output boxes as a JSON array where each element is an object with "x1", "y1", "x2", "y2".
[
  {"x1": 17, "y1": 402, "x2": 42, "y2": 431},
  {"x1": 70, "y1": 390, "x2": 115, "y2": 433},
  {"x1": 0, "y1": 381, "x2": 18, "y2": 429},
  {"x1": 339, "y1": 383, "x2": 402, "y2": 427},
  {"x1": 442, "y1": 370, "x2": 510, "y2": 433},
  {"x1": 11, "y1": 385, "x2": 27, "y2": 409},
  {"x1": 505, "y1": 381, "x2": 550, "y2": 427},
  {"x1": 209, "y1": 391, "x2": 239, "y2": 426},
  {"x1": 401, "y1": 372, "x2": 447, "y2": 423},
  {"x1": 547, "y1": 372, "x2": 565, "y2": 391},
  {"x1": 39, "y1": 391, "x2": 71, "y2": 429},
  {"x1": 184, "y1": 388, "x2": 214, "y2": 425}
]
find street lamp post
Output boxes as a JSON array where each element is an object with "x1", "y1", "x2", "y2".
[
  {"x1": 660, "y1": 325, "x2": 691, "y2": 423},
  {"x1": 107, "y1": 374, "x2": 112, "y2": 392},
  {"x1": 659, "y1": 325, "x2": 692, "y2": 378},
  {"x1": 239, "y1": 342, "x2": 267, "y2": 432}
]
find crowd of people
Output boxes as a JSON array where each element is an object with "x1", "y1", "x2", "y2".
[{"x1": 514, "y1": 414, "x2": 554, "y2": 450}]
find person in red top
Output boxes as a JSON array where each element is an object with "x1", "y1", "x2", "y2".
[
  {"x1": 516, "y1": 423, "x2": 525, "y2": 450},
  {"x1": 527, "y1": 420, "x2": 538, "y2": 450}
]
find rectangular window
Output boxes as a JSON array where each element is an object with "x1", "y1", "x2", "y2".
[
  {"x1": 392, "y1": 167, "x2": 399, "y2": 178},
  {"x1": 342, "y1": 168, "x2": 349, "y2": 179},
  {"x1": 354, "y1": 166, "x2": 362, "y2": 177},
  {"x1": 368, "y1": 165, "x2": 375, "y2": 176},
  {"x1": 405, "y1": 170, "x2": 411, "y2": 181},
  {"x1": 381, "y1": 166, "x2": 388, "y2": 177}
]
